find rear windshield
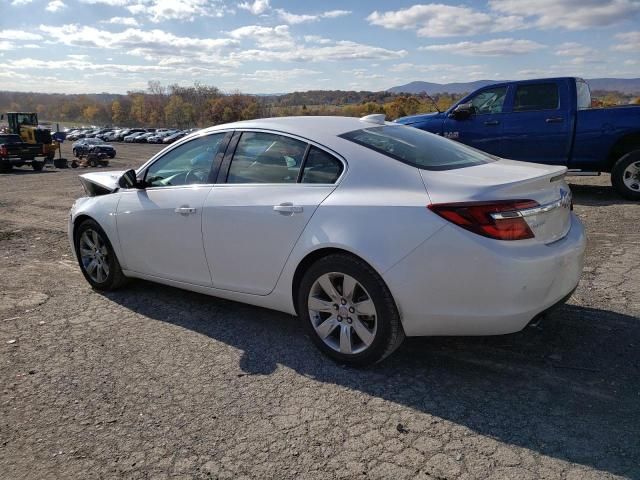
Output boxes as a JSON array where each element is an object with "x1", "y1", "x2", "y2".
[{"x1": 339, "y1": 125, "x2": 495, "y2": 171}]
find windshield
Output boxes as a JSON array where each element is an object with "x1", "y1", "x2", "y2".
[{"x1": 339, "y1": 125, "x2": 496, "y2": 170}]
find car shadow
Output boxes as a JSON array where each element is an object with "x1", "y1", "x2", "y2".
[
  {"x1": 0, "y1": 168, "x2": 59, "y2": 175},
  {"x1": 102, "y1": 282, "x2": 640, "y2": 478}
]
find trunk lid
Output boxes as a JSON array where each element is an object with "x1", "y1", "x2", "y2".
[{"x1": 422, "y1": 159, "x2": 572, "y2": 244}]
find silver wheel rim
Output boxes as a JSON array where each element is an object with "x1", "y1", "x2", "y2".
[
  {"x1": 79, "y1": 229, "x2": 110, "y2": 283},
  {"x1": 622, "y1": 161, "x2": 640, "y2": 191},
  {"x1": 308, "y1": 272, "x2": 377, "y2": 355}
]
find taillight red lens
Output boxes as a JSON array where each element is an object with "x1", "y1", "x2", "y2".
[{"x1": 428, "y1": 200, "x2": 539, "y2": 241}]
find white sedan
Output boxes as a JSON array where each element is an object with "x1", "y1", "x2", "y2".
[{"x1": 69, "y1": 115, "x2": 586, "y2": 365}]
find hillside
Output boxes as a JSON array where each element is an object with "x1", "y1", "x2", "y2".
[{"x1": 388, "y1": 78, "x2": 640, "y2": 95}]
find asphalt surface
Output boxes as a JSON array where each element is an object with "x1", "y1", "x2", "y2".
[{"x1": 1, "y1": 142, "x2": 639, "y2": 479}]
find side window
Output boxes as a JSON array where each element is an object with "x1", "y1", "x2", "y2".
[
  {"x1": 145, "y1": 133, "x2": 225, "y2": 187},
  {"x1": 227, "y1": 132, "x2": 306, "y2": 184},
  {"x1": 301, "y1": 147, "x2": 343, "y2": 184},
  {"x1": 469, "y1": 87, "x2": 507, "y2": 114},
  {"x1": 514, "y1": 83, "x2": 559, "y2": 111}
]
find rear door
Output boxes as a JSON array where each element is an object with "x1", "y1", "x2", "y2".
[
  {"x1": 202, "y1": 131, "x2": 344, "y2": 295},
  {"x1": 442, "y1": 85, "x2": 508, "y2": 156},
  {"x1": 501, "y1": 81, "x2": 572, "y2": 165}
]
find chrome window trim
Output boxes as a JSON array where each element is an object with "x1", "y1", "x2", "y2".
[{"x1": 490, "y1": 191, "x2": 571, "y2": 220}]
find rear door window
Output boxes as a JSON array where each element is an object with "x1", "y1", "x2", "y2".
[
  {"x1": 301, "y1": 147, "x2": 343, "y2": 183},
  {"x1": 227, "y1": 132, "x2": 307, "y2": 184},
  {"x1": 514, "y1": 83, "x2": 559, "y2": 111}
]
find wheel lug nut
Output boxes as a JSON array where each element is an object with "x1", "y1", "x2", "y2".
[
  {"x1": 347, "y1": 318, "x2": 352, "y2": 324},
  {"x1": 333, "y1": 304, "x2": 339, "y2": 310},
  {"x1": 349, "y1": 307, "x2": 355, "y2": 313},
  {"x1": 341, "y1": 298, "x2": 347, "y2": 305},
  {"x1": 337, "y1": 316, "x2": 343, "y2": 322}
]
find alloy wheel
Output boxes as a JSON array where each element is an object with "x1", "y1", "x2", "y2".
[
  {"x1": 79, "y1": 229, "x2": 110, "y2": 283},
  {"x1": 308, "y1": 272, "x2": 377, "y2": 355},
  {"x1": 622, "y1": 161, "x2": 640, "y2": 191}
]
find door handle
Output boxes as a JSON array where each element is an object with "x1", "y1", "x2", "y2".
[
  {"x1": 174, "y1": 206, "x2": 196, "y2": 215},
  {"x1": 545, "y1": 117, "x2": 564, "y2": 123},
  {"x1": 273, "y1": 203, "x2": 303, "y2": 215},
  {"x1": 484, "y1": 120, "x2": 500, "y2": 126}
]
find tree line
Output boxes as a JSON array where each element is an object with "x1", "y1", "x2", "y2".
[{"x1": 1, "y1": 81, "x2": 636, "y2": 128}]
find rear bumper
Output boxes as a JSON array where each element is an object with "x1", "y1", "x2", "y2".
[{"x1": 383, "y1": 213, "x2": 586, "y2": 336}]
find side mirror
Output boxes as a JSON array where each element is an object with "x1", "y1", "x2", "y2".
[
  {"x1": 118, "y1": 169, "x2": 142, "y2": 189},
  {"x1": 449, "y1": 102, "x2": 474, "y2": 120}
]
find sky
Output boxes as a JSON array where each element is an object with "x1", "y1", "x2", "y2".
[{"x1": 0, "y1": 0, "x2": 639, "y2": 94}]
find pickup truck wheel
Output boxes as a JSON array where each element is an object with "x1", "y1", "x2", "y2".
[
  {"x1": 74, "y1": 219, "x2": 128, "y2": 291},
  {"x1": 0, "y1": 161, "x2": 12, "y2": 172},
  {"x1": 32, "y1": 161, "x2": 44, "y2": 171},
  {"x1": 612, "y1": 150, "x2": 640, "y2": 201}
]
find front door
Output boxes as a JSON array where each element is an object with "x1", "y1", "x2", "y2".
[
  {"x1": 203, "y1": 132, "x2": 344, "y2": 295},
  {"x1": 443, "y1": 85, "x2": 508, "y2": 156},
  {"x1": 116, "y1": 132, "x2": 228, "y2": 286}
]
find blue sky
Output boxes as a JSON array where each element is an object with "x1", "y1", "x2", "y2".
[{"x1": 1, "y1": 0, "x2": 639, "y2": 93}]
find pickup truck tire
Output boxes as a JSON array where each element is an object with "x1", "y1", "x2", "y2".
[
  {"x1": 611, "y1": 150, "x2": 640, "y2": 201},
  {"x1": 0, "y1": 161, "x2": 11, "y2": 172},
  {"x1": 74, "y1": 219, "x2": 128, "y2": 291},
  {"x1": 32, "y1": 161, "x2": 44, "y2": 171}
]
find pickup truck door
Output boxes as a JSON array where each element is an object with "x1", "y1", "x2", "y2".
[
  {"x1": 501, "y1": 81, "x2": 572, "y2": 165},
  {"x1": 442, "y1": 85, "x2": 508, "y2": 157}
]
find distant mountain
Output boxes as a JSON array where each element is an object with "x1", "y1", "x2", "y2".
[{"x1": 388, "y1": 78, "x2": 640, "y2": 95}]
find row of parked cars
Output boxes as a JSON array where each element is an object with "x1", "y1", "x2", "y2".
[{"x1": 65, "y1": 127, "x2": 199, "y2": 145}]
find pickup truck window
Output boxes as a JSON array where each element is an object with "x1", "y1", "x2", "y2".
[
  {"x1": 576, "y1": 80, "x2": 591, "y2": 110},
  {"x1": 0, "y1": 135, "x2": 22, "y2": 144},
  {"x1": 514, "y1": 83, "x2": 559, "y2": 111},
  {"x1": 340, "y1": 125, "x2": 494, "y2": 171},
  {"x1": 469, "y1": 87, "x2": 507, "y2": 114}
]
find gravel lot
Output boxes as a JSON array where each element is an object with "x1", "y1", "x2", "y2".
[{"x1": 1, "y1": 142, "x2": 639, "y2": 480}]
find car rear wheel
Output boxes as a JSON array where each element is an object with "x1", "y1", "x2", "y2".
[
  {"x1": 75, "y1": 219, "x2": 128, "y2": 291},
  {"x1": 612, "y1": 150, "x2": 640, "y2": 201},
  {"x1": 32, "y1": 161, "x2": 44, "y2": 171},
  {"x1": 298, "y1": 253, "x2": 405, "y2": 366}
]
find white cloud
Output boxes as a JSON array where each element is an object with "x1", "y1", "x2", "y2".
[
  {"x1": 229, "y1": 24, "x2": 294, "y2": 49},
  {"x1": 0, "y1": 41, "x2": 13, "y2": 50},
  {"x1": 238, "y1": 0, "x2": 269, "y2": 15},
  {"x1": 489, "y1": 0, "x2": 640, "y2": 29},
  {"x1": 303, "y1": 35, "x2": 332, "y2": 45},
  {"x1": 367, "y1": 4, "x2": 524, "y2": 37},
  {"x1": 46, "y1": 0, "x2": 66, "y2": 11},
  {"x1": 612, "y1": 31, "x2": 640, "y2": 52},
  {"x1": 420, "y1": 38, "x2": 545, "y2": 56},
  {"x1": 240, "y1": 68, "x2": 320, "y2": 83},
  {"x1": 68, "y1": 54, "x2": 89, "y2": 60},
  {"x1": 555, "y1": 42, "x2": 596, "y2": 56},
  {"x1": 103, "y1": 16, "x2": 140, "y2": 26},
  {"x1": 0, "y1": 30, "x2": 43, "y2": 41},
  {"x1": 276, "y1": 9, "x2": 351, "y2": 24},
  {"x1": 10, "y1": 0, "x2": 32, "y2": 5},
  {"x1": 77, "y1": 0, "x2": 227, "y2": 22}
]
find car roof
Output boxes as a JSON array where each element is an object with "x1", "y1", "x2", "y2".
[{"x1": 200, "y1": 116, "x2": 390, "y2": 146}]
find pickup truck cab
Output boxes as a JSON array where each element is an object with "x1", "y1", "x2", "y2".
[
  {"x1": 0, "y1": 133, "x2": 46, "y2": 172},
  {"x1": 395, "y1": 77, "x2": 640, "y2": 200}
]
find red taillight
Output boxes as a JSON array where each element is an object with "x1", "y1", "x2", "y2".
[
  {"x1": 0, "y1": 146, "x2": 6, "y2": 157},
  {"x1": 428, "y1": 200, "x2": 539, "y2": 241}
]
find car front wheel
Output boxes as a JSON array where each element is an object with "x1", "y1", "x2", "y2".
[
  {"x1": 298, "y1": 253, "x2": 405, "y2": 366},
  {"x1": 612, "y1": 150, "x2": 640, "y2": 201},
  {"x1": 75, "y1": 219, "x2": 128, "y2": 290}
]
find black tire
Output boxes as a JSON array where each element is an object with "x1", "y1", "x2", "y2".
[
  {"x1": 89, "y1": 158, "x2": 98, "y2": 167},
  {"x1": 108, "y1": 152, "x2": 115, "y2": 159},
  {"x1": 297, "y1": 253, "x2": 405, "y2": 366},
  {"x1": 0, "y1": 161, "x2": 12, "y2": 172},
  {"x1": 32, "y1": 161, "x2": 44, "y2": 171},
  {"x1": 74, "y1": 219, "x2": 128, "y2": 291},
  {"x1": 73, "y1": 148, "x2": 78, "y2": 157},
  {"x1": 611, "y1": 150, "x2": 640, "y2": 201}
]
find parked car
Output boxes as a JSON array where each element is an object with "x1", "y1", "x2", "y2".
[
  {"x1": 0, "y1": 133, "x2": 47, "y2": 171},
  {"x1": 395, "y1": 76, "x2": 640, "y2": 200},
  {"x1": 134, "y1": 132, "x2": 156, "y2": 143},
  {"x1": 72, "y1": 138, "x2": 116, "y2": 158},
  {"x1": 147, "y1": 131, "x2": 178, "y2": 143},
  {"x1": 124, "y1": 132, "x2": 147, "y2": 143},
  {"x1": 69, "y1": 115, "x2": 585, "y2": 365},
  {"x1": 163, "y1": 131, "x2": 186, "y2": 144},
  {"x1": 118, "y1": 128, "x2": 146, "y2": 142}
]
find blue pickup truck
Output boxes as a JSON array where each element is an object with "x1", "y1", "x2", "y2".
[{"x1": 395, "y1": 77, "x2": 640, "y2": 200}]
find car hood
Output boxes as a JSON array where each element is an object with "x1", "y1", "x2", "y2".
[
  {"x1": 78, "y1": 170, "x2": 125, "y2": 195},
  {"x1": 395, "y1": 112, "x2": 443, "y2": 125}
]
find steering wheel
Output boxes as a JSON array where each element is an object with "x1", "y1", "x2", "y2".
[{"x1": 184, "y1": 168, "x2": 210, "y2": 185}]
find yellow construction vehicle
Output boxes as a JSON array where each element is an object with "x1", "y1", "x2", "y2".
[{"x1": 1, "y1": 112, "x2": 58, "y2": 164}]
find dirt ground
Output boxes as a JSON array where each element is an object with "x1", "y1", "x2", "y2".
[{"x1": 0, "y1": 142, "x2": 638, "y2": 480}]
